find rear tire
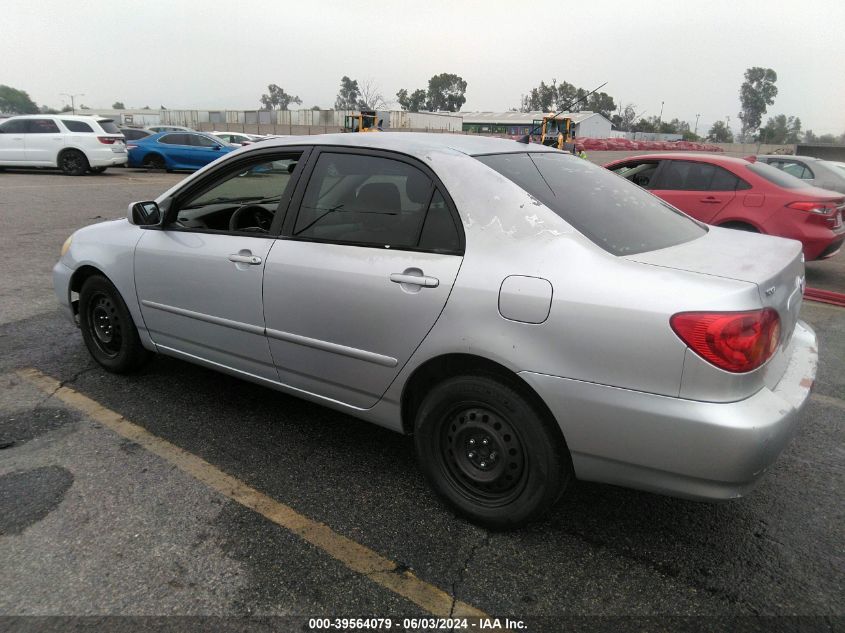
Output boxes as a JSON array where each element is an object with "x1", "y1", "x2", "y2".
[
  {"x1": 142, "y1": 154, "x2": 165, "y2": 170},
  {"x1": 79, "y1": 275, "x2": 151, "y2": 373},
  {"x1": 414, "y1": 375, "x2": 572, "y2": 529},
  {"x1": 59, "y1": 150, "x2": 89, "y2": 176}
]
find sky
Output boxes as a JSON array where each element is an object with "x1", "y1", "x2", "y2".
[{"x1": 2, "y1": 0, "x2": 844, "y2": 136}]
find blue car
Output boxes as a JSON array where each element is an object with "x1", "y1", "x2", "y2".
[{"x1": 127, "y1": 131, "x2": 237, "y2": 171}]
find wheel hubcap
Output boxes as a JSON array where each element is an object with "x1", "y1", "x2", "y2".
[
  {"x1": 87, "y1": 293, "x2": 122, "y2": 357},
  {"x1": 442, "y1": 406, "x2": 526, "y2": 504}
]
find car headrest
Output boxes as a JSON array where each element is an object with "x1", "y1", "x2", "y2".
[
  {"x1": 405, "y1": 173, "x2": 432, "y2": 204},
  {"x1": 355, "y1": 182, "x2": 400, "y2": 212}
]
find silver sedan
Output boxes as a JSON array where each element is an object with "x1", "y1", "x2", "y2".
[{"x1": 54, "y1": 133, "x2": 818, "y2": 528}]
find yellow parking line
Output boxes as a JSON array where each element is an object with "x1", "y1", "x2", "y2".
[
  {"x1": 811, "y1": 393, "x2": 845, "y2": 412},
  {"x1": 17, "y1": 367, "x2": 486, "y2": 619}
]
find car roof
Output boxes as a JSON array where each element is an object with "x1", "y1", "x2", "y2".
[
  {"x1": 6, "y1": 114, "x2": 112, "y2": 122},
  {"x1": 607, "y1": 152, "x2": 757, "y2": 167},
  {"x1": 253, "y1": 132, "x2": 558, "y2": 158},
  {"x1": 756, "y1": 154, "x2": 819, "y2": 163}
]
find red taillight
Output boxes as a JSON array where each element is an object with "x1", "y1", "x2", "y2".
[
  {"x1": 97, "y1": 136, "x2": 117, "y2": 144},
  {"x1": 787, "y1": 201, "x2": 836, "y2": 214},
  {"x1": 670, "y1": 309, "x2": 781, "y2": 373}
]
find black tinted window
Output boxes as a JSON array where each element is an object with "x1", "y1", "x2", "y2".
[
  {"x1": 709, "y1": 165, "x2": 741, "y2": 190},
  {"x1": 477, "y1": 152, "x2": 705, "y2": 256},
  {"x1": 0, "y1": 119, "x2": 28, "y2": 133},
  {"x1": 27, "y1": 119, "x2": 60, "y2": 133},
  {"x1": 655, "y1": 160, "x2": 716, "y2": 191},
  {"x1": 418, "y1": 190, "x2": 460, "y2": 252},
  {"x1": 611, "y1": 161, "x2": 660, "y2": 188},
  {"x1": 294, "y1": 153, "x2": 437, "y2": 249},
  {"x1": 62, "y1": 120, "x2": 94, "y2": 133},
  {"x1": 120, "y1": 128, "x2": 149, "y2": 140},
  {"x1": 97, "y1": 119, "x2": 120, "y2": 134},
  {"x1": 159, "y1": 134, "x2": 189, "y2": 145}
]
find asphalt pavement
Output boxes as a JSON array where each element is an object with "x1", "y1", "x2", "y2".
[{"x1": 1, "y1": 167, "x2": 843, "y2": 632}]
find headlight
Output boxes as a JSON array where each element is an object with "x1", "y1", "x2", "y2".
[{"x1": 60, "y1": 234, "x2": 73, "y2": 257}]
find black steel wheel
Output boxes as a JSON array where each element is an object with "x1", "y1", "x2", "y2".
[
  {"x1": 79, "y1": 275, "x2": 151, "y2": 373},
  {"x1": 59, "y1": 150, "x2": 89, "y2": 176},
  {"x1": 415, "y1": 375, "x2": 572, "y2": 529},
  {"x1": 142, "y1": 154, "x2": 165, "y2": 170}
]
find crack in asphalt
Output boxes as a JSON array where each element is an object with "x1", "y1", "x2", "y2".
[
  {"x1": 28, "y1": 365, "x2": 98, "y2": 411},
  {"x1": 449, "y1": 533, "x2": 490, "y2": 622}
]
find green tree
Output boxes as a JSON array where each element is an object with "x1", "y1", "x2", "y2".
[
  {"x1": 112, "y1": 101, "x2": 125, "y2": 109},
  {"x1": 39, "y1": 105, "x2": 59, "y2": 114},
  {"x1": 310, "y1": 105, "x2": 321, "y2": 111},
  {"x1": 260, "y1": 84, "x2": 302, "y2": 111},
  {"x1": 0, "y1": 85, "x2": 39, "y2": 114},
  {"x1": 520, "y1": 80, "x2": 558, "y2": 112},
  {"x1": 759, "y1": 114, "x2": 802, "y2": 144},
  {"x1": 60, "y1": 104, "x2": 73, "y2": 113},
  {"x1": 817, "y1": 133, "x2": 837, "y2": 144},
  {"x1": 707, "y1": 120, "x2": 734, "y2": 143},
  {"x1": 803, "y1": 129, "x2": 817, "y2": 143},
  {"x1": 585, "y1": 91, "x2": 616, "y2": 119},
  {"x1": 334, "y1": 76, "x2": 361, "y2": 110},
  {"x1": 426, "y1": 73, "x2": 467, "y2": 112},
  {"x1": 738, "y1": 67, "x2": 778, "y2": 141},
  {"x1": 396, "y1": 88, "x2": 427, "y2": 112}
]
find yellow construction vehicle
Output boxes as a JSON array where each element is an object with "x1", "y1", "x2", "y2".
[
  {"x1": 531, "y1": 114, "x2": 575, "y2": 148},
  {"x1": 343, "y1": 110, "x2": 381, "y2": 133}
]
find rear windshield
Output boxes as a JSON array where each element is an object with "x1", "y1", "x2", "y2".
[
  {"x1": 746, "y1": 162, "x2": 805, "y2": 189},
  {"x1": 476, "y1": 152, "x2": 706, "y2": 256},
  {"x1": 96, "y1": 119, "x2": 121, "y2": 134}
]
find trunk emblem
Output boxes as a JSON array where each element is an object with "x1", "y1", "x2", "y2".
[{"x1": 765, "y1": 286, "x2": 776, "y2": 296}]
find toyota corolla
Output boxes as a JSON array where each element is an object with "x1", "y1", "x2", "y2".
[{"x1": 54, "y1": 134, "x2": 818, "y2": 528}]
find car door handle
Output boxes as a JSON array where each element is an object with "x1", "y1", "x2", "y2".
[
  {"x1": 228, "y1": 253, "x2": 262, "y2": 265},
  {"x1": 700, "y1": 197, "x2": 722, "y2": 203},
  {"x1": 390, "y1": 273, "x2": 439, "y2": 288}
]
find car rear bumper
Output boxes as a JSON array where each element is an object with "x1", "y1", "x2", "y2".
[
  {"x1": 519, "y1": 320, "x2": 818, "y2": 500},
  {"x1": 86, "y1": 147, "x2": 128, "y2": 167}
]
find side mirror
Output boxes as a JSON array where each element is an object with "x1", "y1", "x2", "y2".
[
  {"x1": 212, "y1": 144, "x2": 221, "y2": 150},
  {"x1": 128, "y1": 200, "x2": 162, "y2": 226}
]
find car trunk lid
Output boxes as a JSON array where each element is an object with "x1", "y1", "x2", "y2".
[{"x1": 625, "y1": 227, "x2": 805, "y2": 349}]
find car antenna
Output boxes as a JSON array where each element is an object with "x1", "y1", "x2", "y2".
[{"x1": 516, "y1": 81, "x2": 608, "y2": 145}]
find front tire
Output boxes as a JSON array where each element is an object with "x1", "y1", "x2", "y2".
[
  {"x1": 414, "y1": 375, "x2": 572, "y2": 529},
  {"x1": 79, "y1": 275, "x2": 151, "y2": 373},
  {"x1": 59, "y1": 150, "x2": 89, "y2": 176}
]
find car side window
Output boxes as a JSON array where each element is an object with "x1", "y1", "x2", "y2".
[
  {"x1": 191, "y1": 134, "x2": 221, "y2": 148},
  {"x1": 780, "y1": 161, "x2": 813, "y2": 180},
  {"x1": 293, "y1": 152, "x2": 439, "y2": 250},
  {"x1": 611, "y1": 161, "x2": 660, "y2": 189},
  {"x1": 27, "y1": 119, "x2": 60, "y2": 134},
  {"x1": 159, "y1": 134, "x2": 188, "y2": 145},
  {"x1": 708, "y1": 165, "x2": 741, "y2": 191},
  {"x1": 62, "y1": 120, "x2": 94, "y2": 133},
  {"x1": 172, "y1": 154, "x2": 301, "y2": 235},
  {"x1": 0, "y1": 119, "x2": 28, "y2": 133},
  {"x1": 654, "y1": 160, "x2": 716, "y2": 191},
  {"x1": 418, "y1": 190, "x2": 461, "y2": 252}
]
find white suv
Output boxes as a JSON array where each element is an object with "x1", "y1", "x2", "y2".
[{"x1": 0, "y1": 115, "x2": 128, "y2": 175}]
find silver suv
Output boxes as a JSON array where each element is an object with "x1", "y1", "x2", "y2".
[{"x1": 0, "y1": 114, "x2": 127, "y2": 175}]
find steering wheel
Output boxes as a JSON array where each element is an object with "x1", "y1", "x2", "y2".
[{"x1": 229, "y1": 204, "x2": 274, "y2": 233}]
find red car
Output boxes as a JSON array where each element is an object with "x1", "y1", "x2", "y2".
[{"x1": 604, "y1": 153, "x2": 845, "y2": 261}]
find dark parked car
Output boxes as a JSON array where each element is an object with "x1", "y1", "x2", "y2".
[{"x1": 605, "y1": 153, "x2": 844, "y2": 261}]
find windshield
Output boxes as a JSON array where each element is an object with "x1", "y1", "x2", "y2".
[
  {"x1": 475, "y1": 152, "x2": 706, "y2": 256},
  {"x1": 746, "y1": 162, "x2": 807, "y2": 189}
]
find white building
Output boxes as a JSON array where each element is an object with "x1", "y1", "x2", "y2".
[{"x1": 461, "y1": 111, "x2": 613, "y2": 138}]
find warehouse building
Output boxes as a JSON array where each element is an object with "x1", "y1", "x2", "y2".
[{"x1": 461, "y1": 111, "x2": 613, "y2": 138}]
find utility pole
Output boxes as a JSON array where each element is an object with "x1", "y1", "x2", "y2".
[
  {"x1": 60, "y1": 93, "x2": 85, "y2": 114},
  {"x1": 657, "y1": 101, "x2": 664, "y2": 133},
  {"x1": 694, "y1": 113, "x2": 701, "y2": 137}
]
